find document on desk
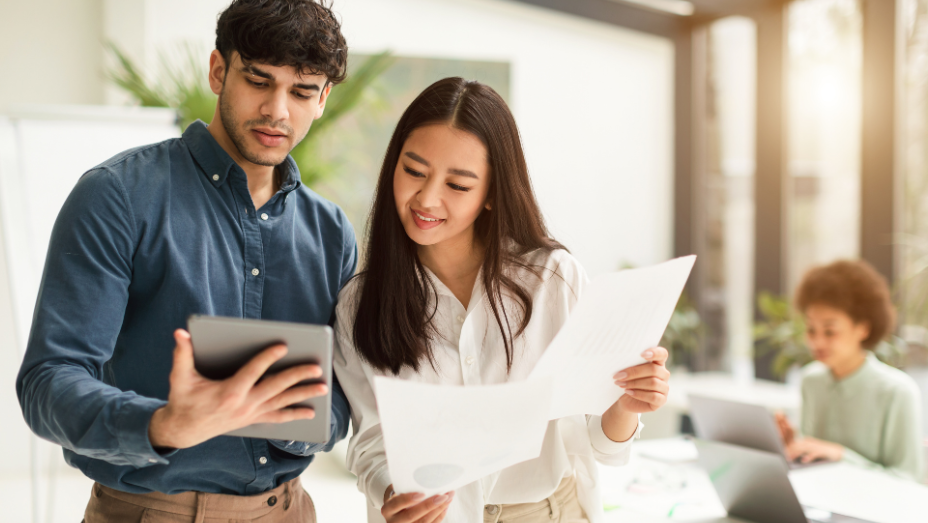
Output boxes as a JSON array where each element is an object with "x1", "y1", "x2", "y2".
[
  {"x1": 373, "y1": 375, "x2": 552, "y2": 496},
  {"x1": 530, "y1": 255, "x2": 696, "y2": 419}
]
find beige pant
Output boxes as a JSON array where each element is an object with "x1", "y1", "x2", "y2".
[
  {"x1": 483, "y1": 475, "x2": 589, "y2": 523},
  {"x1": 82, "y1": 477, "x2": 315, "y2": 523}
]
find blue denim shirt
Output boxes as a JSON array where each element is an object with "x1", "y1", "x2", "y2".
[{"x1": 16, "y1": 121, "x2": 356, "y2": 495}]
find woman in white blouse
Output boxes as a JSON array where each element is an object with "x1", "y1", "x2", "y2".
[{"x1": 333, "y1": 77, "x2": 672, "y2": 523}]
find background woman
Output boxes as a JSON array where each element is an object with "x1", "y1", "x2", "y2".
[
  {"x1": 776, "y1": 260, "x2": 924, "y2": 482},
  {"x1": 333, "y1": 77, "x2": 672, "y2": 523}
]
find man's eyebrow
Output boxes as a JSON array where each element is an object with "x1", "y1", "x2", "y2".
[
  {"x1": 449, "y1": 168, "x2": 478, "y2": 179},
  {"x1": 243, "y1": 64, "x2": 273, "y2": 80},
  {"x1": 243, "y1": 65, "x2": 321, "y2": 91},
  {"x1": 293, "y1": 82, "x2": 322, "y2": 92},
  {"x1": 404, "y1": 151, "x2": 430, "y2": 166}
]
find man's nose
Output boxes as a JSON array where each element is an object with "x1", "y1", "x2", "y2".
[{"x1": 260, "y1": 88, "x2": 290, "y2": 124}]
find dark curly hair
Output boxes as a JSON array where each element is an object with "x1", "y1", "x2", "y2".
[
  {"x1": 216, "y1": 0, "x2": 347, "y2": 84},
  {"x1": 795, "y1": 259, "x2": 896, "y2": 349}
]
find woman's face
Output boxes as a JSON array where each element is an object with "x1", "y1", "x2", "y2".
[
  {"x1": 803, "y1": 304, "x2": 870, "y2": 369},
  {"x1": 393, "y1": 123, "x2": 491, "y2": 249}
]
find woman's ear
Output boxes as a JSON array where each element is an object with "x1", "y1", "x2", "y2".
[{"x1": 484, "y1": 198, "x2": 493, "y2": 211}]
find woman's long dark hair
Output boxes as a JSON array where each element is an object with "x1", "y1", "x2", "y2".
[{"x1": 352, "y1": 77, "x2": 563, "y2": 375}]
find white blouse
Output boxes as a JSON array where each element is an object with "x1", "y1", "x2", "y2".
[{"x1": 333, "y1": 249, "x2": 641, "y2": 523}]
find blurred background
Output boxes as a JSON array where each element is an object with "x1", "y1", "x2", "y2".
[{"x1": 1, "y1": 0, "x2": 927, "y2": 521}]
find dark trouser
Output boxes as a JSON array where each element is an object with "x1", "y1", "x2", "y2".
[{"x1": 82, "y1": 477, "x2": 316, "y2": 523}]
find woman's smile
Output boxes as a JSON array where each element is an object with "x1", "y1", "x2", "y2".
[{"x1": 411, "y1": 209, "x2": 445, "y2": 230}]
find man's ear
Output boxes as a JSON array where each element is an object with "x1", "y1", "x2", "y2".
[
  {"x1": 314, "y1": 83, "x2": 334, "y2": 120},
  {"x1": 208, "y1": 50, "x2": 227, "y2": 96}
]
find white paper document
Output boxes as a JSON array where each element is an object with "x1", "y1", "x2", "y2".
[
  {"x1": 529, "y1": 255, "x2": 696, "y2": 419},
  {"x1": 373, "y1": 375, "x2": 553, "y2": 496}
]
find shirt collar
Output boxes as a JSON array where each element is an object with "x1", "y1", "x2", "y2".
[
  {"x1": 830, "y1": 351, "x2": 878, "y2": 387},
  {"x1": 182, "y1": 120, "x2": 302, "y2": 193}
]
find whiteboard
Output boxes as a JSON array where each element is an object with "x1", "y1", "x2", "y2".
[{"x1": 0, "y1": 104, "x2": 180, "y2": 355}]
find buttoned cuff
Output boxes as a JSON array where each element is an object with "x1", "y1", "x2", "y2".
[
  {"x1": 116, "y1": 396, "x2": 172, "y2": 468},
  {"x1": 588, "y1": 414, "x2": 643, "y2": 455},
  {"x1": 368, "y1": 465, "x2": 394, "y2": 509}
]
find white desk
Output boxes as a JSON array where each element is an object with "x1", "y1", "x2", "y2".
[{"x1": 599, "y1": 438, "x2": 928, "y2": 523}]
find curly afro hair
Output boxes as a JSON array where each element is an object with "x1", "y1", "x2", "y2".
[
  {"x1": 795, "y1": 259, "x2": 896, "y2": 349},
  {"x1": 216, "y1": 0, "x2": 347, "y2": 84}
]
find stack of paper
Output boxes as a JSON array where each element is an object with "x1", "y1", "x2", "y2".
[{"x1": 374, "y1": 256, "x2": 696, "y2": 495}]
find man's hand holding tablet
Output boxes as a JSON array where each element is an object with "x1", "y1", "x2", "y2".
[
  {"x1": 148, "y1": 315, "x2": 335, "y2": 449},
  {"x1": 148, "y1": 329, "x2": 326, "y2": 450}
]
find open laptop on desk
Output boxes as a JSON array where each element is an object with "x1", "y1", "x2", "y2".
[
  {"x1": 688, "y1": 394, "x2": 821, "y2": 469},
  {"x1": 695, "y1": 439, "x2": 872, "y2": 523}
]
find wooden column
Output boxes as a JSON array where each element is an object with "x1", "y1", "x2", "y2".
[
  {"x1": 754, "y1": 3, "x2": 788, "y2": 379},
  {"x1": 861, "y1": 0, "x2": 899, "y2": 284}
]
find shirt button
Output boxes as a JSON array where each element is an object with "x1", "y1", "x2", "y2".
[
  {"x1": 465, "y1": 356, "x2": 474, "y2": 365},
  {"x1": 267, "y1": 495, "x2": 278, "y2": 506},
  {"x1": 456, "y1": 315, "x2": 465, "y2": 324},
  {"x1": 212, "y1": 174, "x2": 219, "y2": 181},
  {"x1": 259, "y1": 456, "x2": 268, "y2": 465},
  {"x1": 148, "y1": 458, "x2": 157, "y2": 464},
  {"x1": 252, "y1": 268, "x2": 260, "y2": 276},
  {"x1": 486, "y1": 505, "x2": 499, "y2": 515},
  {"x1": 261, "y1": 213, "x2": 269, "y2": 221}
]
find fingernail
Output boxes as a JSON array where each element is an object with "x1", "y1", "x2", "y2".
[
  {"x1": 614, "y1": 372, "x2": 628, "y2": 380},
  {"x1": 616, "y1": 382, "x2": 627, "y2": 388},
  {"x1": 318, "y1": 385, "x2": 329, "y2": 394},
  {"x1": 411, "y1": 493, "x2": 425, "y2": 500},
  {"x1": 432, "y1": 494, "x2": 448, "y2": 505},
  {"x1": 642, "y1": 350, "x2": 654, "y2": 359},
  {"x1": 626, "y1": 389, "x2": 636, "y2": 396}
]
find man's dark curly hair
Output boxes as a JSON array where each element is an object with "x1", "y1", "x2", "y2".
[{"x1": 216, "y1": 0, "x2": 347, "y2": 84}]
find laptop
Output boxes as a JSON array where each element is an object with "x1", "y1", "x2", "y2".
[
  {"x1": 695, "y1": 439, "x2": 873, "y2": 523},
  {"x1": 688, "y1": 394, "x2": 818, "y2": 469}
]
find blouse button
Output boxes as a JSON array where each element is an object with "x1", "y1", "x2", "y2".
[
  {"x1": 456, "y1": 315, "x2": 465, "y2": 324},
  {"x1": 486, "y1": 505, "x2": 499, "y2": 515},
  {"x1": 465, "y1": 356, "x2": 474, "y2": 365}
]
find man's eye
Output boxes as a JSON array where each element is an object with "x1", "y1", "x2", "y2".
[
  {"x1": 404, "y1": 166, "x2": 425, "y2": 178},
  {"x1": 247, "y1": 78, "x2": 267, "y2": 87},
  {"x1": 293, "y1": 92, "x2": 311, "y2": 100},
  {"x1": 448, "y1": 183, "x2": 470, "y2": 192}
]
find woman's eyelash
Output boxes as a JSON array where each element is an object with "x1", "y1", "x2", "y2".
[{"x1": 403, "y1": 166, "x2": 470, "y2": 191}]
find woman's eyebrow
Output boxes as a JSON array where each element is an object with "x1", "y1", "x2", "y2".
[
  {"x1": 404, "y1": 151, "x2": 430, "y2": 166},
  {"x1": 449, "y1": 168, "x2": 478, "y2": 179}
]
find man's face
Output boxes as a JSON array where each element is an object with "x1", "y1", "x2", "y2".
[{"x1": 208, "y1": 50, "x2": 331, "y2": 167}]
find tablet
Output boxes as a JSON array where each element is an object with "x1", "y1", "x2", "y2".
[{"x1": 188, "y1": 315, "x2": 333, "y2": 444}]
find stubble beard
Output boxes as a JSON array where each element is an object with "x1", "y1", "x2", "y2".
[{"x1": 219, "y1": 87, "x2": 302, "y2": 167}]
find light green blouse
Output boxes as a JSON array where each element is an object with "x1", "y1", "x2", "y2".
[{"x1": 800, "y1": 353, "x2": 925, "y2": 482}]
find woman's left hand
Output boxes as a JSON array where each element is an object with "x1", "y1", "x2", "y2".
[
  {"x1": 600, "y1": 347, "x2": 671, "y2": 442},
  {"x1": 613, "y1": 347, "x2": 671, "y2": 413}
]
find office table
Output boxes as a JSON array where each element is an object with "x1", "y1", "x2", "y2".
[{"x1": 599, "y1": 438, "x2": 928, "y2": 523}]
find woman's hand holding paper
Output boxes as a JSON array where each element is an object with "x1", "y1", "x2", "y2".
[
  {"x1": 381, "y1": 486, "x2": 453, "y2": 523},
  {"x1": 600, "y1": 346, "x2": 671, "y2": 442}
]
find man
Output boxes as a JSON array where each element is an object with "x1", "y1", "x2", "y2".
[{"x1": 16, "y1": 1, "x2": 355, "y2": 521}]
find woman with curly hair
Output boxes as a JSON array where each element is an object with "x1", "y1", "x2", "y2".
[{"x1": 776, "y1": 260, "x2": 924, "y2": 481}]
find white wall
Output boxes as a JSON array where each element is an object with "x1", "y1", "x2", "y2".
[
  {"x1": 0, "y1": 0, "x2": 105, "y2": 111},
  {"x1": 127, "y1": 0, "x2": 676, "y2": 275}
]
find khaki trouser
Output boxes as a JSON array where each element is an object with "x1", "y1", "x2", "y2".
[
  {"x1": 82, "y1": 477, "x2": 315, "y2": 523},
  {"x1": 483, "y1": 475, "x2": 589, "y2": 523}
]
